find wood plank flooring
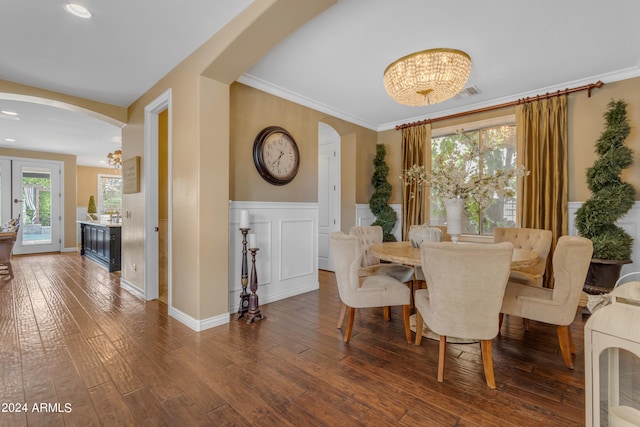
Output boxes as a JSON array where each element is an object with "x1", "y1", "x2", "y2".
[{"x1": 1, "y1": 252, "x2": 588, "y2": 426}]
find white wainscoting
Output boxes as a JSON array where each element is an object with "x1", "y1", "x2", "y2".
[
  {"x1": 568, "y1": 201, "x2": 640, "y2": 277},
  {"x1": 355, "y1": 204, "x2": 403, "y2": 241},
  {"x1": 229, "y1": 201, "x2": 319, "y2": 312}
]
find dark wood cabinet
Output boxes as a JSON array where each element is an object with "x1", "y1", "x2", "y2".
[{"x1": 80, "y1": 222, "x2": 121, "y2": 272}]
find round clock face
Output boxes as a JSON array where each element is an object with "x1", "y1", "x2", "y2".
[{"x1": 253, "y1": 126, "x2": 300, "y2": 185}]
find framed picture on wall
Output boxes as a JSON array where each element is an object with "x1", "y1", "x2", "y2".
[{"x1": 122, "y1": 156, "x2": 140, "y2": 194}]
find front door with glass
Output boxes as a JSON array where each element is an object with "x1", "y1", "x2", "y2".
[{"x1": 10, "y1": 160, "x2": 62, "y2": 255}]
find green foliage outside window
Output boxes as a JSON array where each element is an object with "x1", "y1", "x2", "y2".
[
  {"x1": 430, "y1": 125, "x2": 518, "y2": 235},
  {"x1": 99, "y1": 176, "x2": 122, "y2": 214},
  {"x1": 23, "y1": 176, "x2": 51, "y2": 226}
]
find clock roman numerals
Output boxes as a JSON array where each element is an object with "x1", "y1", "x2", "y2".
[{"x1": 253, "y1": 126, "x2": 300, "y2": 185}]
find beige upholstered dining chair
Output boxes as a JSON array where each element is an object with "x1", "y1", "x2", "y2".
[
  {"x1": 414, "y1": 241, "x2": 514, "y2": 389},
  {"x1": 412, "y1": 224, "x2": 452, "y2": 283},
  {"x1": 329, "y1": 232, "x2": 412, "y2": 343},
  {"x1": 493, "y1": 227, "x2": 553, "y2": 287},
  {"x1": 340, "y1": 226, "x2": 414, "y2": 327},
  {"x1": 499, "y1": 235, "x2": 593, "y2": 369},
  {"x1": 349, "y1": 226, "x2": 414, "y2": 280}
]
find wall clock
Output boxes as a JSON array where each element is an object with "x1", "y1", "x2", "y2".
[{"x1": 253, "y1": 126, "x2": 300, "y2": 185}]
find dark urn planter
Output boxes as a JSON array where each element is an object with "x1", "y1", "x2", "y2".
[{"x1": 583, "y1": 258, "x2": 632, "y2": 295}]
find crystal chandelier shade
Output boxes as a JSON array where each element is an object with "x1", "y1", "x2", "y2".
[
  {"x1": 383, "y1": 48, "x2": 471, "y2": 106},
  {"x1": 107, "y1": 149, "x2": 122, "y2": 168}
]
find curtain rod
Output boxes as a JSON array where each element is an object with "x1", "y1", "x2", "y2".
[{"x1": 394, "y1": 80, "x2": 604, "y2": 131}]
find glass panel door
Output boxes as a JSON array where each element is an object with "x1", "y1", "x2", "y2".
[{"x1": 12, "y1": 160, "x2": 61, "y2": 254}]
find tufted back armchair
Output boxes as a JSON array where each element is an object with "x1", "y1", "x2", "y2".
[
  {"x1": 349, "y1": 225, "x2": 383, "y2": 267},
  {"x1": 414, "y1": 241, "x2": 514, "y2": 388},
  {"x1": 500, "y1": 235, "x2": 593, "y2": 368},
  {"x1": 329, "y1": 232, "x2": 412, "y2": 343},
  {"x1": 493, "y1": 227, "x2": 553, "y2": 287}
]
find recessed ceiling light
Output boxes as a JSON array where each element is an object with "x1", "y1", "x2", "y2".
[
  {"x1": 4, "y1": 138, "x2": 16, "y2": 142},
  {"x1": 65, "y1": 3, "x2": 92, "y2": 19},
  {"x1": 0, "y1": 110, "x2": 18, "y2": 116}
]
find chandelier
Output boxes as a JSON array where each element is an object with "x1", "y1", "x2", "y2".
[
  {"x1": 107, "y1": 149, "x2": 122, "y2": 168},
  {"x1": 383, "y1": 48, "x2": 471, "y2": 106}
]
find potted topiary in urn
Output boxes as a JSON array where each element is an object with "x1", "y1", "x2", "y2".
[{"x1": 575, "y1": 100, "x2": 635, "y2": 294}]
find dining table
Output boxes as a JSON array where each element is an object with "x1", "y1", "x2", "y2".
[{"x1": 368, "y1": 241, "x2": 538, "y2": 270}]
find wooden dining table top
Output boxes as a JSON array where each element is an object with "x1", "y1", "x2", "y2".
[{"x1": 369, "y1": 241, "x2": 538, "y2": 270}]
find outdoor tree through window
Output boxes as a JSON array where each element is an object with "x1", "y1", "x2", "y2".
[
  {"x1": 430, "y1": 122, "x2": 518, "y2": 236},
  {"x1": 98, "y1": 174, "x2": 122, "y2": 214}
]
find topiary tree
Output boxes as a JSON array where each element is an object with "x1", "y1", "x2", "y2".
[
  {"x1": 575, "y1": 99, "x2": 635, "y2": 260},
  {"x1": 87, "y1": 195, "x2": 98, "y2": 220},
  {"x1": 370, "y1": 144, "x2": 397, "y2": 241}
]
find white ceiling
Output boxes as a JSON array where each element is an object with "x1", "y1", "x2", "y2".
[{"x1": 1, "y1": 0, "x2": 639, "y2": 165}]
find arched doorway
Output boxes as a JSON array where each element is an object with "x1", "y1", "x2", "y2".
[{"x1": 317, "y1": 122, "x2": 340, "y2": 271}]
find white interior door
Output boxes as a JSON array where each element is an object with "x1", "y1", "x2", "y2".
[
  {"x1": 0, "y1": 159, "x2": 12, "y2": 225},
  {"x1": 318, "y1": 123, "x2": 340, "y2": 271},
  {"x1": 11, "y1": 159, "x2": 62, "y2": 254}
]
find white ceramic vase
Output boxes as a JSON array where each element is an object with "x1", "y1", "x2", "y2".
[{"x1": 444, "y1": 196, "x2": 464, "y2": 243}]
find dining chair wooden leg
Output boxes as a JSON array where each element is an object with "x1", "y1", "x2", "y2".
[
  {"x1": 415, "y1": 311, "x2": 424, "y2": 345},
  {"x1": 523, "y1": 318, "x2": 530, "y2": 331},
  {"x1": 437, "y1": 335, "x2": 447, "y2": 382},
  {"x1": 498, "y1": 313, "x2": 504, "y2": 337},
  {"x1": 409, "y1": 279, "x2": 417, "y2": 308},
  {"x1": 557, "y1": 325, "x2": 574, "y2": 369},
  {"x1": 481, "y1": 339, "x2": 496, "y2": 389},
  {"x1": 383, "y1": 306, "x2": 391, "y2": 321},
  {"x1": 337, "y1": 303, "x2": 346, "y2": 329},
  {"x1": 402, "y1": 304, "x2": 412, "y2": 343},
  {"x1": 343, "y1": 307, "x2": 356, "y2": 343},
  {"x1": 568, "y1": 327, "x2": 575, "y2": 354}
]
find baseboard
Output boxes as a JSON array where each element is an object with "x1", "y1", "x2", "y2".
[
  {"x1": 61, "y1": 246, "x2": 78, "y2": 253},
  {"x1": 168, "y1": 306, "x2": 230, "y2": 332},
  {"x1": 119, "y1": 278, "x2": 144, "y2": 299}
]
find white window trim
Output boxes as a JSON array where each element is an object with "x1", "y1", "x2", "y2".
[{"x1": 432, "y1": 114, "x2": 515, "y2": 138}]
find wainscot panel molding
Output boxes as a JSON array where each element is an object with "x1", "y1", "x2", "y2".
[
  {"x1": 355, "y1": 204, "x2": 402, "y2": 242},
  {"x1": 569, "y1": 201, "x2": 640, "y2": 278},
  {"x1": 229, "y1": 201, "x2": 319, "y2": 312}
]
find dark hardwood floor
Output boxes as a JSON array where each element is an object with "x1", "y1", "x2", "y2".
[{"x1": 1, "y1": 252, "x2": 587, "y2": 426}]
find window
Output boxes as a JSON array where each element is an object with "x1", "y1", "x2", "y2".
[
  {"x1": 98, "y1": 174, "x2": 122, "y2": 214},
  {"x1": 429, "y1": 117, "x2": 518, "y2": 236}
]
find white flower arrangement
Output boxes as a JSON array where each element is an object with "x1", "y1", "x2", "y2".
[{"x1": 401, "y1": 131, "x2": 528, "y2": 210}]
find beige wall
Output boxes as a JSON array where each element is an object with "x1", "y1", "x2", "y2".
[
  {"x1": 377, "y1": 77, "x2": 640, "y2": 207},
  {"x1": 77, "y1": 166, "x2": 121, "y2": 209},
  {"x1": 123, "y1": 0, "x2": 336, "y2": 320},
  {"x1": 568, "y1": 77, "x2": 640, "y2": 201},
  {"x1": 229, "y1": 83, "x2": 378, "y2": 234}
]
